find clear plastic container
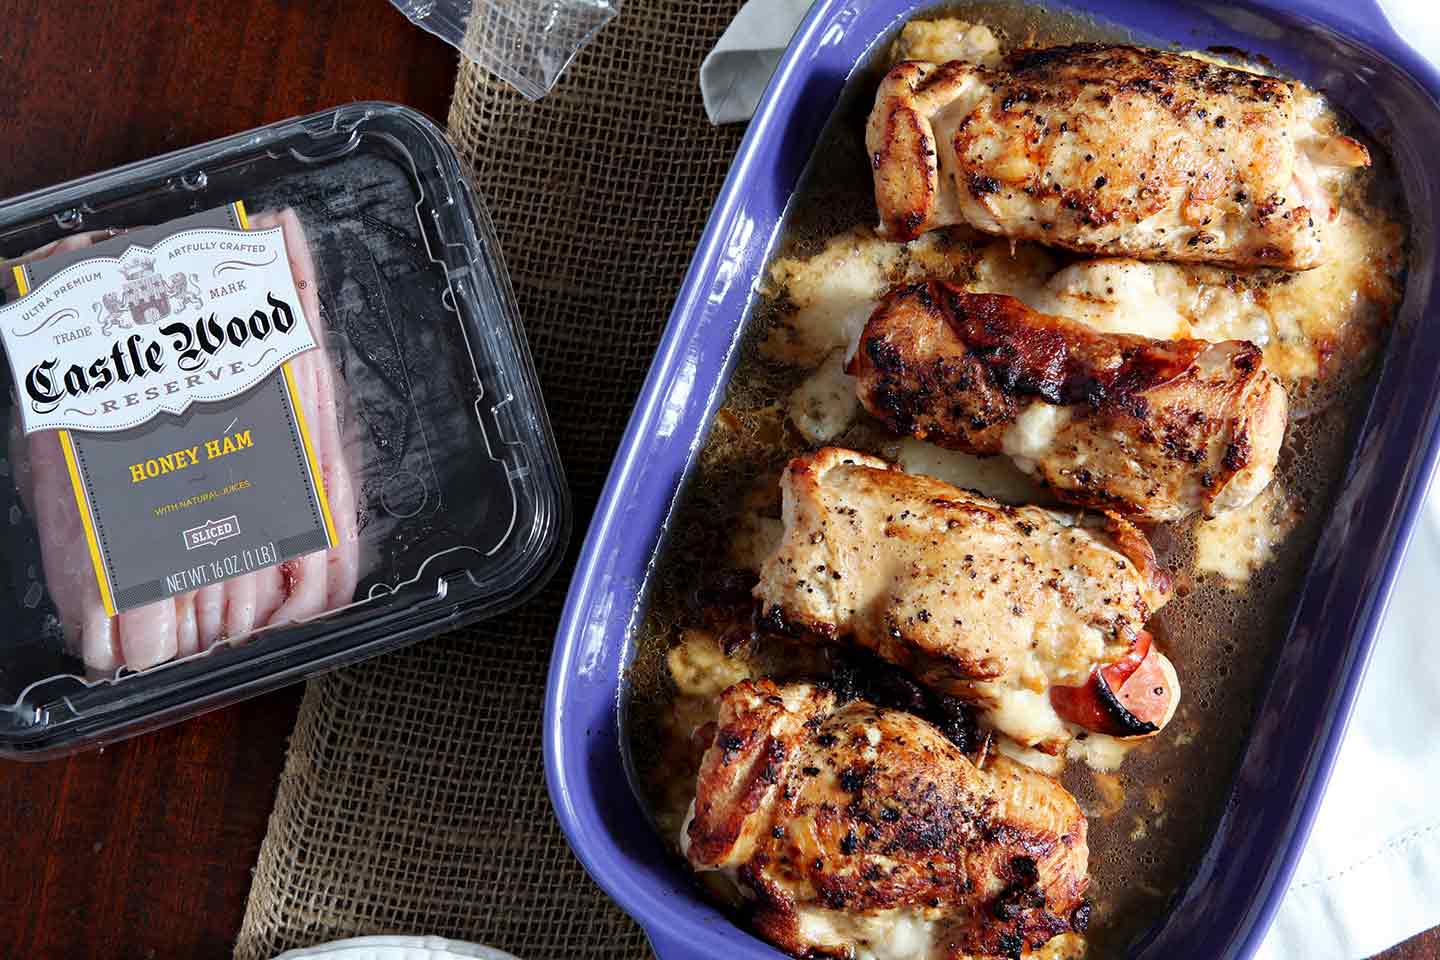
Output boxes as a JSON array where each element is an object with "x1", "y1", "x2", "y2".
[{"x1": 0, "y1": 102, "x2": 569, "y2": 757}]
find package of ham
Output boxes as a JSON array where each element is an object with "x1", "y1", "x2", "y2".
[{"x1": 0, "y1": 104, "x2": 568, "y2": 757}]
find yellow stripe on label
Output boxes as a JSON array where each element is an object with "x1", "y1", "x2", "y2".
[
  {"x1": 58, "y1": 430, "x2": 117, "y2": 618},
  {"x1": 21, "y1": 267, "x2": 110, "y2": 610},
  {"x1": 233, "y1": 199, "x2": 250, "y2": 230},
  {"x1": 281, "y1": 362, "x2": 339, "y2": 548}
]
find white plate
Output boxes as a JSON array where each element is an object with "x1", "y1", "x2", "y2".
[{"x1": 272, "y1": 936, "x2": 521, "y2": 960}]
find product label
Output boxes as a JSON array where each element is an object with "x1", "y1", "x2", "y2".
[
  {"x1": 3, "y1": 203, "x2": 338, "y2": 616},
  {"x1": 4, "y1": 218, "x2": 315, "y2": 434}
]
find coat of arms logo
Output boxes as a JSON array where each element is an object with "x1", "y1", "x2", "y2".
[{"x1": 94, "y1": 251, "x2": 203, "y2": 335}]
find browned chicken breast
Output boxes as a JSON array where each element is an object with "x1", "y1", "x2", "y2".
[
  {"x1": 684, "y1": 679, "x2": 1090, "y2": 959},
  {"x1": 867, "y1": 44, "x2": 1370, "y2": 268},
  {"x1": 753, "y1": 448, "x2": 1177, "y2": 752},
  {"x1": 849, "y1": 282, "x2": 1287, "y2": 523}
]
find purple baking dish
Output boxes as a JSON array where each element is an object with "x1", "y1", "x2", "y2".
[{"x1": 545, "y1": 1, "x2": 1440, "y2": 957}]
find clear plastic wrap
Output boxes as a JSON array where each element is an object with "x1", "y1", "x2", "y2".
[
  {"x1": 390, "y1": 0, "x2": 618, "y2": 99},
  {"x1": 0, "y1": 103, "x2": 569, "y2": 756}
]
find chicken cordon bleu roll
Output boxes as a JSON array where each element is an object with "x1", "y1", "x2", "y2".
[
  {"x1": 867, "y1": 44, "x2": 1370, "y2": 268},
  {"x1": 753, "y1": 449, "x2": 1178, "y2": 753},
  {"x1": 684, "y1": 679, "x2": 1090, "y2": 960},
  {"x1": 849, "y1": 283, "x2": 1287, "y2": 523}
]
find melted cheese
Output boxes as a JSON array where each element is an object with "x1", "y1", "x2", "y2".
[
  {"x1": 993, "y1": 718, "x2": 1144, "y2": 776},
  {"x1": 678, "y1": 799, "x2": 695, "y2": 858},
  {"x1": 970, "y1": 239, "x2": 1058, "y2": 301},
  {"x1": 1036, "y1": 934, "x2": 1089, "y2": 960},
  {"x1": 1180, "y1": 274, "x2": 1273, "y2": 348},
  {"x1": 1194, "y1": 484, "x2": 1298, "y2": 587},
  {"x1": 762, "y1": 231, "x2": 900, "y2": 367},
  {"x1": 679, "y1": 801, "x2": 749, "y2": 909},
  {"x1": 762, "y1": 230, "x2": 977, "y2": 368},
  {"x1": 796, "y1": 906, "x2": 938, "y2": 960},
  {"x1": 982, "y1": 686, "x2": 1070, "y2": 752},
  {"x1": 789, "y1": 350, "x2": 859, "y2": 443},
  {"x1": 1249, "y1": 208, "x2": 1404, "y2": 386},
  {"x1": 1065, "y1": 733, "x2": 1136, "y2": 773},
  {"x1": 668, "y1": 629, "x2": 754, "y2": 698},
  {"x1": 891, "y1": 18, "x2": 1002, "y2": 66},
  {"x1": 1001, "y1": 402, "x2": 1072, "y2": 471},
  {"x1": 1031, "y1": 260, "x2": 1189, "y2": 339},
  {"x1": 996, "y1": 735, "x2": 1067, "y2": 776},
  {"x1": 890, "y1": 437, "x2": 1053, "y2": 506}
]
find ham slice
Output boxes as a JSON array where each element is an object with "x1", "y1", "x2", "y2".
[{"x1": 6, "y1": 209, "x2": 362, "y2": 674}]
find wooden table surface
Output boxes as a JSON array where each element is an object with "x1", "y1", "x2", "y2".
[
  {"x1": 0, "y1": 2, "x2": 1433, "y2": 959},
  {"x1": 0, "y1": 2, "x2": 453, "y2": 958}
]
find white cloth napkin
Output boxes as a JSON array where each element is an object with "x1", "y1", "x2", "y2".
[{"x1": 699, "y1": 3, "x2": 1440, "y2": 956}]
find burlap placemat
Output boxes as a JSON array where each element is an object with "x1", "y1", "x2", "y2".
[{"x1": 233, "y1": 4, "x2": 746, "y2": 957}]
